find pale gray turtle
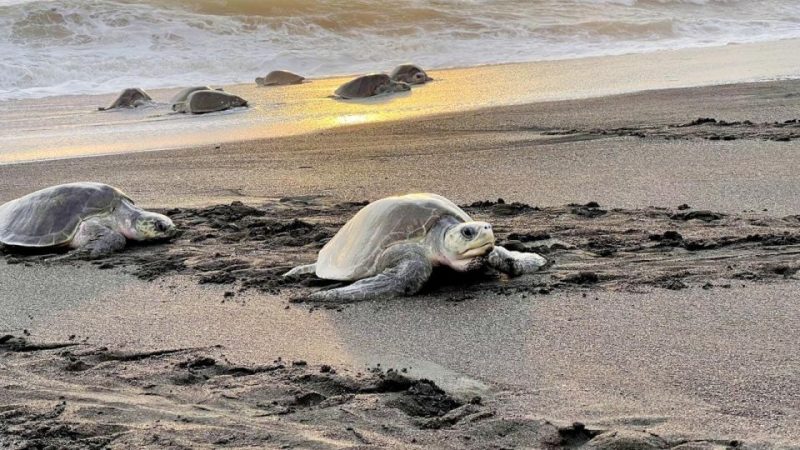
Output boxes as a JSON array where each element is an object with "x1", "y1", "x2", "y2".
[
  {"x1": 174, "y1": 90, "x2": 248, "y2": 114},
  {"x1": 170, "y1": 86, "x2": 223, "y2": 111},
  {"x1": 389, "y1": 64, "x2": 433, "y2": 85},
  {"x1": 0, "y1": 182, "x2": 177, "y2": 258},
  {"x1": 98, "y1": 88, "x2": 153, "y2": 111},
  {"x1": 284, "y1": 193, "x2": 547, "y2": 302},
  {"x1": 334, "y1": 74, "x2": 410, "y2": 99},
  {"x1": 256, "y1": 70, "x2": 305, "y2": 86}
]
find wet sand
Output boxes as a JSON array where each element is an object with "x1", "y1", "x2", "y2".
[
  {"x1": 1, "y1": 38, "x2": 799, "y2": 164},
  {"x1": 2, "y1": 79, "x2": 800, "y2": 212},
  {"x1": 2, "y1": 79, "x2": 800, "y2": 448}
]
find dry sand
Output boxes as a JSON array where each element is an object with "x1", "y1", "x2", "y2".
[{"x1": 1, "y1": 79, "x2": 800, "y2": 448}]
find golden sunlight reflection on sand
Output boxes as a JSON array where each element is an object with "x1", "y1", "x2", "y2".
[
  {"x1": 330, "y1": 113, "x2": 378, "y2": 127},
  {"x1": 1, "y1": 38, "x2": 799, "y2": 164}
]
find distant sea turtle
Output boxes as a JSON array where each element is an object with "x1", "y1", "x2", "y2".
[
  {"x1": 256, "y1": 70, "x2": 305, "y2": 86},
  {"x1": 170, "y1": 86, "x2": 223, "y2": 111},
  {"x1": 98, "y1": 88, "x2": 153, "y2": 111},
  {"x1": 0, "y1": 182, "x2": 176, "y2": 258},
  {"x1": 334, "y1": 74, "x2": 410, "y2": 99},
  {"x1": 389, "y1": 64, "x2": 432, "y2": 85},
  {"x1": 173, "y1": 90, "x2": 248, "y2": 114},
  {"x1": 284, "y1": 193, "x2": 547, "y2": 302}
]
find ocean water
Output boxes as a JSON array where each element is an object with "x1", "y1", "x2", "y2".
[{"x1": 1, "y1": 0, "x2": 800, "y2": 100}]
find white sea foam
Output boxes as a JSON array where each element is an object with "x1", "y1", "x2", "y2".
[{"x1": 1, "y1": 0, "x2": 800, "y2": 100}]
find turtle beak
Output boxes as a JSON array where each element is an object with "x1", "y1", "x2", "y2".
[
  {"x1": 165, "y1": 223, "x2": 180, "y2": 239},
  {"x1": 461, "y1": 242, "x2": 494, "y2": 258},
  {"x1": 166, "y1": 225, "x2": 180, "y2": 238}
]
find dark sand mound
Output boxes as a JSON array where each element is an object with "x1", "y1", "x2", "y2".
[
  {"x1": 542, "y1": 116, "x2": 800, "y2": 142},
  {"x1": 0, "y1": 336, "x2": 745, "y2": 449},
  {"x1": 4, "y1": 196, "x2": 800, "y2": 303}
]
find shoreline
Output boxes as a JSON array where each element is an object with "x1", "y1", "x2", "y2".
[
  {"x1": 1, "y1": 38, "x2": 799, "y2": 165},
  {"x1": 1, "y1": 73, "x2": 799, "y2": 447},
  {"x1": 6, "y1": 36, "x2": 800, "y2": 104},
  {"x1": 2, "y1": 77, "x2": 800, "y2": 212}
]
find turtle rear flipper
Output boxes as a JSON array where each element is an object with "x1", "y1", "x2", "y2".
[{"x1": 300, "y1": 244, "x2": 432, "y2": 303}]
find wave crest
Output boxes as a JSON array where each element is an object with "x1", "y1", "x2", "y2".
[{"x1": 1, "y1": 0, "x2": 799, "y2": 100}]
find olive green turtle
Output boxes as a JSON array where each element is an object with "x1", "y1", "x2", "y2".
[
  {"x1": 0, "y1": 182, "x2": 177, "y2": 258},
  {"x1": 334, "y1": 74, "x2": 410, "y2": 99},
  {"x1": 284, "y1": 193, "x2": 547, "y2": 302},
  {"x1": 98, "y1": 88, "x2": 154, "y2": 111},
  {"x1": 170, "y1": 86, "x2": 224, "y2": 111},
  {"x1": 389, "y1": 64, "x2": 433, "y2": 85},
  {"x1": 173, "y1": 90, "x2": 248, "y2": 114},
  {"x1": 256, "y1": 70, "x2": 305, "y2": 86}
]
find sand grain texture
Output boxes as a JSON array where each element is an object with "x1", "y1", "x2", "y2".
[{"x1": 2, "y1": 79, "x2": 800, "y2": 448}]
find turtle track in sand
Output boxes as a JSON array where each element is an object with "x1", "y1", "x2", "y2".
[
  {"x1": 0, "y1": 335, "x2": 746, "y2": 449},
  {"x1": 4, "y1": 196, "x2": 800, "y2": 302},
  {"x1": 542, "y1": 116, "x2": 800, "y2": 142}
]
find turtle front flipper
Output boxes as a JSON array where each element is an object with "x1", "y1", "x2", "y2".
[
  {"x1": 284, "y1": 263, "x2": 316, "y2": 278},
  {"x1": 301, "y1": 244, "x2": 432, "y2": 303},
  {"x1": 487, "y1": 246, "x2": 548, "y2": 277},
  {"x1": 70, "y1": 219, "x2": 127, "y2": 258}
]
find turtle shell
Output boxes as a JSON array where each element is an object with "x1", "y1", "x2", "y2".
[
  {"x1": 316, "y1": 193, "x2": 471, "y2": 280},
  {"x1": 256, "y1": 70, "x2": 305, "y2": 86},
  {"x1": 334, "y1": 74, "x2": 394, "y2": 99},
  {"x1": 179, "y1": 90, "x2": 248, "y2": 114},
  {"x1": 170, "y1": 86, "x2": 215, "y2": 106},
  {"x1": 0, "y1": 182, "x2": 129, "y2": 248},
  {"x1": 99, "y1": 88, "x2": 152, "y2": 110}
]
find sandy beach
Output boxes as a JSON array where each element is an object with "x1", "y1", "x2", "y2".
[
  {"x1": 2, "y1": 45, "x2": 800, "y2": 447},
  {"x1": 2, "y1": 38, "x2": 799, "y2": 165}
]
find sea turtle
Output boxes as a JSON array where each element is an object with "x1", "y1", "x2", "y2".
[
  {"x1": 334, "y1": 74, "x2": 410, "y2": 99},
  {"x1": 256, "y1": 70, "x2": 305, "y2": 86},
  {"x1": 389, "y1": 64, "x2": 432, "y2": 85},
  {"x1": 0, "y1": 182, "x2": 177, "y2": 258},
  {"x1": 170, "y1": 86, "x2": 223, "y2": 111},
  {"x1": 174, "y1": 90, "x2": 248, "y2": 114},
  {"x1": 98, "y1": 88, "x2": 153, "y2": 111},
  {"x1": 284, "y1": 193, "x2": 547, "y2": 302}
]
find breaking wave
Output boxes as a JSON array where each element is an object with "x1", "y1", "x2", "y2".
[{"x1": 1, "y1": 0, "x2": 800, "y2": 100}]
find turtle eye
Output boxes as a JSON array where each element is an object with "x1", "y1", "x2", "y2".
[
  {"x1": 461, "y1": 227, "x2": 475, "y2": 239},
  {"x1": 155, "y1": 221, "x2": 169, "y2": 232}
]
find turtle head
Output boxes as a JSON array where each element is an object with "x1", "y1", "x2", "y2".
[
  {"x1": 410, "y1": 70, "x2": 432, "y2": 84},
  {"x1": 129, "y1": 211, "x2": 177, "y2": 241},
  {"x1": 441, "y1": 221, "x2": 495, "y2": 271}
]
